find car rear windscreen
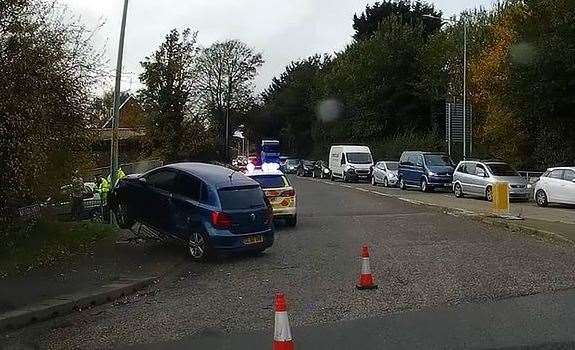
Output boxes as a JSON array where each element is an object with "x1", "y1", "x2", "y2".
[
  {"x1": 218, "y1": 186, "x2": 266, "y2": 210},
  {"x1": 250, "y1": 175, "x2": 287, "y2": 189}
]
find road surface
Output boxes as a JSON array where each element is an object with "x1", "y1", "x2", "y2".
[{"x1": 3, "y1": 175, "x2": 575, "y2": 349}]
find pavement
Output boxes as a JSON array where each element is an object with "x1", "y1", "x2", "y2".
[
  {"x1": 2, "y1": 175, "x2": 575, "y2": 349},
  {"x1": 323, "y1": 178, "x2": 575, "y2": 239},
  {"x1": 0, "y1": 231, "x2": 185, "y2": 330}
]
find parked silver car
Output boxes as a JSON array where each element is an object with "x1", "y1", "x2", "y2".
[
  {"x1": 452, "y1": 160, "x2": 529, "y2": 201},
  {"x1": 371, "y1": 161, "x2": 399, "y2": 187},
  {"x1": 534, "y1": 167, "x2": 575, "y2": 207}
]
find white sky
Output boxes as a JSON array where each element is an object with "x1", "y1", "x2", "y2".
[{"x1": 60, "y1": 0, "x2": 497, "y2": 94}]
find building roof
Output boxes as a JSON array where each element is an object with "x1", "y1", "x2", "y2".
[{"x1": 167, "y1": 162, "x2": 258, "y2": 189}]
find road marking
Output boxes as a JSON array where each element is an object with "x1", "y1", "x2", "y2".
[{"x1": 370, "y1": 191, "x2": 395, "y2": 197}]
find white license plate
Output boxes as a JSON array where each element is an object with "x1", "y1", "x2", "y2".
[{"x1": 243, "y1": 235, "x2": 264, "y2": 245}]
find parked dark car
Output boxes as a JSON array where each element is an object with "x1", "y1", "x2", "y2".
[
  {"x1": 109, "y1": 163, "x2": 274, "y2": 261},
  {"x1": 313, "y1": 161, "x2": 331, "y2": 179},
  {"x1": 398, "y1": 151, "x2": 455, "y2": 192},
  {"x1": 296, "y1": 160, "x2": 315, "y2": 177}
]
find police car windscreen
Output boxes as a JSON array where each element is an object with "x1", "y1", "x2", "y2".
[
  {"x1": 218, "y1": 186, "x2": 267, "y2": 210},
  {"x1": 251, "y1": 175, "x2": 287, "y2": 189}
]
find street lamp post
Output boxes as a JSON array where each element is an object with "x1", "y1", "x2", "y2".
[
  {"x1": 423, "y1": 14, "x2": 469, "y2": 159},
  {"x1": 110, "y1": 0, "x2": 129, "y2": 188}
]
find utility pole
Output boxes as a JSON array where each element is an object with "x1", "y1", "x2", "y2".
[
  {"x1": 110, "y1": 0, "x2": 129, "y2": 188},
  {"x1": 463, "y1": 20, "x2": 468, "y2": 159}
]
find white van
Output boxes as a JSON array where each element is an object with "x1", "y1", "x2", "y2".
[{"x1": 329, "y1": 145, "x2": 374, "y2": 182}]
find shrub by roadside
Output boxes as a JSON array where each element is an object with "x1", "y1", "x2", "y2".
[{"x1": 0, "y1": 218, "x2": 118, "y2": 278}]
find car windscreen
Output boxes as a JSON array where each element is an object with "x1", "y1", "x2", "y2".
[
  {"x1": 424, "y1": 154, "x2": 453, "y2": 167},
  {"x1": 487, "y1": 163, "x2": 519, "y2": 176},
  {"x1": 218, "y1": 186, "x2": 266, "y2": 210},
  {"x1": 386, "y1": 162, "x2": 399, "y2": 170},
  {"x1": 286, "y1": 159, "x2": 299, "y2": 165},
  {"x1": 250, "y1": 175, "x2": 287, "y2": 189},
  {"x1": 346, "y1": 152, "x2": 372, "y2": 164}
]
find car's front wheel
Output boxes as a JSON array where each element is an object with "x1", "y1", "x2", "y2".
[
  {"x1": 486, "y1": 186, "x2": 494, "y2": 202},
  {"x1": 115, "y1": 202, "x2": 135, "y2": 229},
  {"x1": 420, "y1": 178, "x2": 429, "y2": 192},
  {"x1": 536, "y1": 190, "x2": 548, "y2": 207},
  {"x1": 188, "y1": 231, "x2": 212, "y2": 261}
]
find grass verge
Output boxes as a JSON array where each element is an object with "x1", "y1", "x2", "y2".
[{"x1": 0, "y1": 218, "x2": 118, "y2": 278}]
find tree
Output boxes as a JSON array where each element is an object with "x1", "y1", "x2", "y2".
[
  {"x1": 0, "y1": 0, "x2": 103, "y2": 222},
  {"x1": 195, "y1": 40, "x2": 264, "y2": 159},
  {"x1": 138, "y1": 29, "x2": 199, "y2": 161},
  {"x1": 260, "y1": 55, "x2": 330, "y2": 156},
  {"x1": 353, "y1": 0, "x2": 443, "y2": 41}
]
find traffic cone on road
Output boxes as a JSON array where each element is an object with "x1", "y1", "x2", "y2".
[
  {"x1": 356, "y1": 245, "x2": 378, "y2": 290},
  {"x1": 273, "y1": 292, "x2": 294, "y2": 350}
]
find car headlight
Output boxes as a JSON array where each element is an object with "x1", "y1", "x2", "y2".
[
  {"x1": 428, "y1": 172, "x2": 437, "y2": 177},
  {"x1": 323, "y1": 168, "x2": 330, "y2": 174}
]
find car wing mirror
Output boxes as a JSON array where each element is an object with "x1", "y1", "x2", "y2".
[{"x1": 138, "y1": 177, "x2": 147, "y2": 185}]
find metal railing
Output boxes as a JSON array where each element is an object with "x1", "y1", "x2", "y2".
[{"x1": 518, "y1": 171, "x2": 544, "y2": 184}]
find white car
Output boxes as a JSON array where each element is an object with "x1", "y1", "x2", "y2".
[
  {"x1": 371, "y1": 161, "x2": 399, "y2": 187},
  {"x1": 534, "y1": 167, "x2": 575, "y2": 206}
]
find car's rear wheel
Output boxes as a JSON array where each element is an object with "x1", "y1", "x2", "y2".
[
  {"x1": 454, "y1": 183, "x2": 464, "y2": 198},
  {"x1": 115, "y1": 202, "x2": 135, "y2": 229},
  {"x1": 399, "y1": 178, "x2": 406, "y2": 190},
  {"x1": 188, "y1": 231, "x2": 212, "y2": 261},
  {"x1": 536, "y1": 190, "x2": 548, "y2": 207},
  {"x1": 486, "y1": 186, "x2": 493, "y2": 202},
  {"x1": 286, "y1": 215, "x2": 297, "y2": 227}
]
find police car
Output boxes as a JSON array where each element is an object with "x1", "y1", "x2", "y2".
[{"x1": 245, "y1": 164, "x2": 297, "y2": 226}]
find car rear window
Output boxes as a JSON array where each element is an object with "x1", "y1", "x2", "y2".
[
  {"x1": 218, "y1": 186, "x2": 266, "y2": 210},
  {"x1": 250, "y1": 175, "x2": 288, "y2": 189}
]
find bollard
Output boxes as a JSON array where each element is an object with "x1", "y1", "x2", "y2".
[{"x1": 492, "y1": 182, "x2": 509, "y2": 215}]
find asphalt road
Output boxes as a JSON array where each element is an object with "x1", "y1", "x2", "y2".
[{"x1": 3, "y1": 175, "x2": 575, "y2": 349}]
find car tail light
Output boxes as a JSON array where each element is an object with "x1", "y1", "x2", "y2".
[
  {"x1": 281, "y1": 189, "x2": 295, "y2": 197},
  {"x1": 211, "y1": 211, "x2": 233, "y2": 229}
]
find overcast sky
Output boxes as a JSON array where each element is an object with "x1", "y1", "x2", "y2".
[{"x1": 61, "y1": 0, "x2": 496, "y2": 94}]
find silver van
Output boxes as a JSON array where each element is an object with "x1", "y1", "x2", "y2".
[{"x1": 452, "y1": 160, "x2": 529, "y2": 201}]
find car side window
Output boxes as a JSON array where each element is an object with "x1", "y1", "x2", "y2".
[
  {"x1": 416, "y1": 155, "x2": 424, "y2": 167},
  {"x1": 174, "y1": 174, "x2": 202, "y2": 201},
  {"x1": 457, "y1": 163, "x2": 467, "y2": 173},
  {"x1": 549, "y1": 170, "x2": 564, "y2": 179},
  {"x1": 563, "y1": 170, "x2": 575, "y2": 182},
  {"x1": 340, "y1": 153, "x2": 346, "y2": 165},
  {"x1": 145, "y1": 170, "x2": 177, "y2": 192},
  {"x1": 399, "y1": 153, "x2": 409, "y2": 165},
  {"x1": 475, "y1": 164, "x2": 487, "y2": 177}
]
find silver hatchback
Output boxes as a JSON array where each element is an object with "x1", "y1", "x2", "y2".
[{"x1": 452, "y1": 160, "x2": 529, "y2": 201}]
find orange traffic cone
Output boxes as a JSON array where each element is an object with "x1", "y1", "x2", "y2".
[
  {"x1": 356, "y1": 245, "x2": 378, "y2": 290},
  {"x1": 273, "y1": 292, "x2": 294, "y2": 350}
]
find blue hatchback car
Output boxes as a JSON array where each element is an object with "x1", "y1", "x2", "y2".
[
  {"x1": 398, "y1": 151, "x2": 455, "y2": 192},
  {"x1": 109, "y1": 163, "x2": 274, "y2": 260}
]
